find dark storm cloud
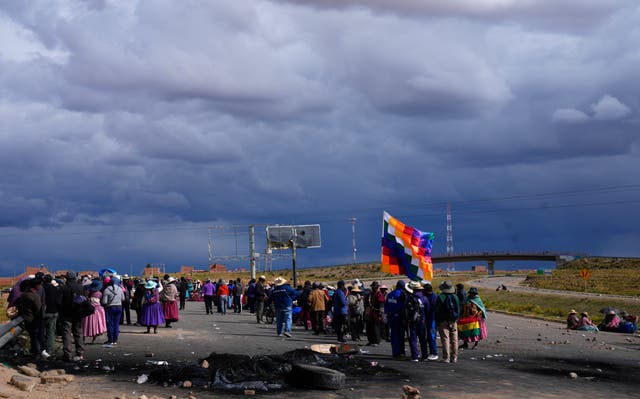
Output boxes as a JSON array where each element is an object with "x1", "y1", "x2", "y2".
[{"x1": 0, "y1": 1, "x2": 639, "y2": 272}]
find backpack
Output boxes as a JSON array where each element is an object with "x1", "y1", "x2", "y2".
[
  {"x1": 72, "y1": 293, "x2": 95, "y2": 319},
  {"x1": 439, "y1": 293, "x2": 459, "y2": 321},
  {"x1": 404, "y1": 295, "x2": 422, "y2": 323}
]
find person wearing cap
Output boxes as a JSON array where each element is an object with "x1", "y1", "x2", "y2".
[
  {"x1": 101, "y1": 276, "x2": 124, "y2": 346},
  {"x1": 160, "y1": 277, "x2": 180, "y2": 328},
  {"x1": 576, "y1": 311, "x2": 598, "y2": 332},
  {"x1": 255, "y1": 276, "x2": 267, "y2": 323},
  {"x1": 332, "y1": 280, "x2": 349, "y2": 343},
  {"x1": 566, "y1": 310, "x2": 579, "y2": 330},
  {"x1": 348, "y1": 285, "x2": 365, "y2": 341},
  {"x1": 269, "y1": 277, "x2": 297, "y2": 338},
  {"x1": 435, "y1": 280, "x2": 460, "y2": 363},
  {"x1": 60, "y1": 271, "x2": 86, "y2": 361},
  {"x1": 141, "y1": 280, "x2": 165, "y2": 334},
  {"x1": 384, "y1": 280, "x2": 408, "y2": 359},
  {"x1": 365, "y1": 281, "x2": 385, "y2": 346}
]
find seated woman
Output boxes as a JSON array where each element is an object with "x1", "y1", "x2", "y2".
[
  {"x1": 566, "y1": 309, "x2": 579, "y2": 330},
  {"x1": 576, "y1": 312, "x2": 599, "y2": 332},
  {"x1": 617, "y1": 311, "x2": 638, "y2": 333},
  {"x1": 598, "y1": 310, "x2": 620, "y2": 332}
]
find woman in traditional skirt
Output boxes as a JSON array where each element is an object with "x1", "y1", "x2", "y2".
[
  {"x1": 458, "y1": 287, "x2": 487, "y2": 349},
  {"x1": 160, "y1": 277, "x2": 179, "y2": 328},
  {"x1": 141, "y1": 280, "x2": 165, "y2": 334},
  {"x1": 83, "y1": 279, "x2": 107, "y2": 344}
]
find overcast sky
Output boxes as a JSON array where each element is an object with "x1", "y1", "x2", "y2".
[{"x1": 1, "y1": 0, "x2": 639, "y2": 275}]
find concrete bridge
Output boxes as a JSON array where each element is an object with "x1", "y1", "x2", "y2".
[{"x1": 431, "y1": 251, "x2": 586, "y2": 274}]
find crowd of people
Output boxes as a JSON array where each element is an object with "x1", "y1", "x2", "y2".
[
  {"x1": 7, "y1": 270, "x2": 490, "y2": 364},
  {"x1": 6, "y1": 271, "x2": 183, "y2": 361},
  {"x1": 244, "y1": 277, "x2": 487, "y2": 363},
  {"x1": 8, "y1": 268, "x2": 640, "y2": 367}
]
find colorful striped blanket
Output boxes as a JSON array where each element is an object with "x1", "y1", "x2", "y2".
[{"x1": 458, "y1": 315, "x2": 481, "y2": 339}]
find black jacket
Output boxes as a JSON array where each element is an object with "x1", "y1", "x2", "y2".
[
  {"x1": 60, "y1": 280, "x2": 86, "y2": 321},
  {"x1": 43, "y1": 282, "x2": 63, "y2": 314}
]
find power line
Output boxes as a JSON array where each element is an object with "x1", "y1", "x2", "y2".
[{"x1": 0, "y1": 185, "x2": 639, "y2": 238}]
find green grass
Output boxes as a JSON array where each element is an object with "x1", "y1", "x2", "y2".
[
  {"x1": 479, "y1": 288, "x2": 640, "y2": 324},
  {"x1": 523, "y1": 268, "x2": 640, "y2": 296}
]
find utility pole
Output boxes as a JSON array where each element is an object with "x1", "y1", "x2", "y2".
[
  {"x1": 446, "y1": 203, "x2": 454, "y2": 272},
  {"x1": 207, "y1": 227, "x2": 213, "y2": 266},
  {"x1": 249, "y1": 225, "x2": 256, "y2": 280},
  {"x1": 290, "y1": 226, "x2": 297, "y2": 288},
  {"x1": 351, "y1": 217, "x2": 357, "y2": 265}
]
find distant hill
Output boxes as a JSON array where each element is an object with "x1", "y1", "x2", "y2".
[
  {"x1": 527, "y1": 257, "x2": 640, "y2": 296},
  {"x1": 559, "y1": 257, "x2": 640, "y2": 270}
]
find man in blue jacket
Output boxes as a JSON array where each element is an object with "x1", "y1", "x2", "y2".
[
  {"x1": 332, "y1": 280, "x2": 349, "y2": 343},
  {"x1": 269, "y1": 277, "x2": 297, "y2": 338},
  {"x1": 384, "y1": 280, "x2": 408, "y2": 358},
  {"x1": 422, "y1": 282, "x2": 439, "y2": 361}
]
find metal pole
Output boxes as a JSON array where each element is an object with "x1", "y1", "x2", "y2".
[
  {"x1": 291, "y1": 226, "x2": 297, "y2": 288},
  {"x1": 249, "y1": 225, "x2": 256, "y2": 280},
  {"x1": 351, "y1": 217, "x2": 357, "y2": 265},
  {"x1": 208, "y1": 228, "x2": 213, "y2": 266}
]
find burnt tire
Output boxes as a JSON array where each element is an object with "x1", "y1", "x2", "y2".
[{"x1": 287, "y1": 363, "x2": 346, "y2": 390}]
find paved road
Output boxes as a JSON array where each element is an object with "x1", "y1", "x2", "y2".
[
  {"x1": 58, "y1": 300, "x2": 640, "y2": 399},
  {"x1": 467, "y1": 276, "x2": 640, "y2": 301}
]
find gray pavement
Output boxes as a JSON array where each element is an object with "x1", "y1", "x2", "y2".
[{"x1": 74, "y1": 301, "x2": 640, "y2": 398}]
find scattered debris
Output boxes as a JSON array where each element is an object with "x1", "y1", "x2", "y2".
[
  {"x1": 183, "y1": 380, "x2": 193, "y2": 388},
  {"x1": 146, "y1": 360, "x2": 169, "y2": 366},
  {"x1": 137, "y1": 374, "x2": 149, "y2": 384},
  {"x1": 10, "y1": 374, "x2": 38, "y2": 392},
  {"x1": 402, "y1": 384, "x2": 421, "y2": 399},
  {"x1": 569, "y1": 372, "x2": 578, "y2": 379},
  {"x1": 288, "y1": 364, "x2": 346, "y2": 390},
  {"x1": 17, "y1": 365, "x2": 40, "y2": 377}
]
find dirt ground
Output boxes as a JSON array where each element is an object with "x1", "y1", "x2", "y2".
[{"x1": 1, "y1": 303, "x2": 639, "y2": 399}]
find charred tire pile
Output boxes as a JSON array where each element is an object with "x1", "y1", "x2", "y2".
[{"x1": 287, "y1": 363, "x2": 346, "y2": 390}]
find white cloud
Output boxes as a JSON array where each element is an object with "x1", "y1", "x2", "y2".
[
  {"x1": 552, "y1": 108, "x2": 590, "y2": 123},
  {"x1": 591, "y1": 94, "x2": 631, "y2": 120}
]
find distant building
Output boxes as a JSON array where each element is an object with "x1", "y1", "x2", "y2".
[
  {"x1": 180, "y1": 265, "x2": 195, "y2": 274},
  {"x1": 471, "y1": 265, "x2": 487, "y2": 272},
  {"x1": 0, "y1": 265, "x2": 49, "y2": 287},
  {"x1": 209, "y1": 264, "x2": 227, "y2": 273},
  {"x1": 143, "y1": 267, "x2": 162, "y2": 277}
]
